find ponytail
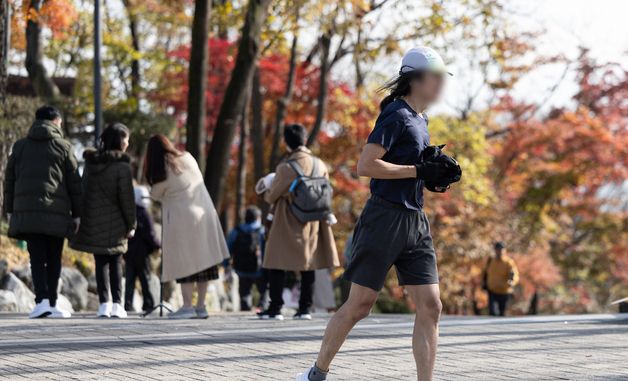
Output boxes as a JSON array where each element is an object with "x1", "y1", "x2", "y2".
[{"x1": 378, "y1": 71, "x2": 424, "y2": 111}]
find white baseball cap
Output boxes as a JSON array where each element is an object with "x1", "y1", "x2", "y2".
[{"x1": 400, "y1": 47, "x2": 452, "y2": 76}]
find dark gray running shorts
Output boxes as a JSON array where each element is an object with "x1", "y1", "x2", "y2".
[{"x1": 342, "y1": 196, "x2": 438, "y2": 291}]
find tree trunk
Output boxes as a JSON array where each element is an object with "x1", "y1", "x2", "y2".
[
  {"x1": 25, "y1": 0, "x2": 60, "y2": 101},
  {"x1": 251, "y1": 67, "x2": 264, "y2": 183},
  {"x1": 354, "y1": 27, "x2": 365, "y2": 89},
  {"x1": 235, "y1": 93, "x2": 250, "y2": 226},
  {"x1": 306, "y1": 33, "x2": 331, "y2": 147},
  {"x1": 213, "y1": 0, "x2": 229, "y2": 39},
  {"x1": 204, "y1": 0, "x2": 272, "y2": 210},
  {"x1": 269, "y1": 33, "x2": 298, "y2": 169},
  {"x1": 0, "y1": 0, "x2": 8, "y2": 107},
  {"x1": 185, "y1": 0, "x2": 211, "y2": 163},
  {"x1": 122, "y1": 0, "x2": 141, "y2": 103}
]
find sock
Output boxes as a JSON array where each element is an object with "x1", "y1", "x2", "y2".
[{"x1": 308, "y1": 363, "x2": 328, "y2": 381}]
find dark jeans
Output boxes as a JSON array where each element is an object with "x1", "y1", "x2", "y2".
[
  {"x1": 239, "y1": 271, "x2": 268, "y2": 311},
  {"x1": 94, "y1": 254, "x2": 122, "y2": 304},
  {"x1": 268, "y1": 269, "x2": 315, "y2": 314},
  {"x1": 124, "y1": 255, "x2": 155, "y2": 312},
  {"x1": 26, "y1": 234, "x2": 64, "y2": 307},
  {"x1": 488, "y1": 291, "x2": 510, "y2": 316}
]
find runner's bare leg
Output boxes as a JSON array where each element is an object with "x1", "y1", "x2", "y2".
[
  {"x1": 315, "y1": 283, "x2": 378, "y2": 370},
  {"x1": 406, "y1": 284, "x2": 442, "y2": 381}
]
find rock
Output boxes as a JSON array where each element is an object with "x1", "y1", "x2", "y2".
[
  {"x1": 55, "y1": 294, "x2": 74, "y2": 313},
  {"x1": 166, "y1": 283, "x2": 183, "y2": 311},
  {"x1": 11, "y1": 266, "x2": 32, "y2": 290},
  {"x1": 206, "y1": 281, "x2": 222, "y2": 312},
  {"x1": 1, "y1": 272, "x2": 35, "y2": 312},
  {"x1": 86, "y1": 292, "x2": 100, "y2": 312},
  {"x1": 87, "y1": 274, "x2": 98, "y2": 294},
  {"x1": 0, "y1": 259, "x2": 8, "y2": 279},
  {"x1": 131, "y1": 289, "x2": 143, "y2": 312},
  {"x1": 60, "y1": 267, "x2": 88, "y2": 311},
  {"x1": 148, "y1": 273, "x2": 161, "y2": 304},
  {"x1": 0, "y1": 290, "x2": 17, "y2": 312}
]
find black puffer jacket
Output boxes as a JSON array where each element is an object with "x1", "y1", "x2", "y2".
[
  {"x1": 4, "y1": 119, "x2": 82, "y2": 239},
  {"x1": 70, "y1": 149, "x2": 136, "y2": 255}
]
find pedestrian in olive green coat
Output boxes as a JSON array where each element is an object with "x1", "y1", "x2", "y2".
[
  {"x1": 3, "y1": 106, "x2": 81, "y2": 319},
  {"x1": 71, "y1": 123, "x2": 136, "y2": 318},
  {"x1": 4, "y1": 116, "x2": 82, "y2": 240}
]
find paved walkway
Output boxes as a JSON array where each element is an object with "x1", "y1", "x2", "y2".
[{"x1": 0, "y1": 312, "x2": 626, "y2": 380}]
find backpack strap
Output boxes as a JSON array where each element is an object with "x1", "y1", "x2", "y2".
[
  {"x1": 287, "y1": 160, "x2": 306, "y2": 177},
  {"x1": 288, "y1": 156, "x2": 319, "y2": 177}
]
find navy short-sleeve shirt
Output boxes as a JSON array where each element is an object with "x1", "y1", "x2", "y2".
[{"x1": 367, "y1": 98, "x2": 430, "y2": 210}]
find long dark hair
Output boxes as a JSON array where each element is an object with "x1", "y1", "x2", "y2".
[
  {"x1": 378, "y1": 71, "x2": 424, "y2": 111},
  {"x1": 144, "y1": 134, "x2": 182, "y2": 185},
  {"x1": 99, "y1": 123, "x2": 130, "y2": 152}
]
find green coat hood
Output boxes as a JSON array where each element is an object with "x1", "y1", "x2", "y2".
[{"x1": 27, "y1": 119, "x2": 64, "y2": 141}]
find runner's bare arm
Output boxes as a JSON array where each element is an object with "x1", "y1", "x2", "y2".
[{"x1": 357, "y1": 143, "x2": 416, "y2": 179}]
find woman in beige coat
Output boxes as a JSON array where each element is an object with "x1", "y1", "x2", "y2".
[
  {"x1": 259, "y1": 124, "x2": 339, "y2": 320},
  {"x1": 145, "y1": 135, "x2": 230, "y2": 319}
]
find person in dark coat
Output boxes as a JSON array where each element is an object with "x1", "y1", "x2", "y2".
[
  {"x1": 3, "y1": 105, "x2": 82, "y2": 319},
  {"x1": 124, "y1": 185, "x2": 160, "y2": 313},
  {"x1": 225, "y1": 206, "x2": 267, "y2": 312},
  {"x1": 71, "y1": 123, "x2": 136, "y2": 318}
]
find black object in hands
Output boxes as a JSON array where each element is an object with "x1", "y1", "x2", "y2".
[{"x1": 415, "y1": 144, "x2": 462, "y2": 193}]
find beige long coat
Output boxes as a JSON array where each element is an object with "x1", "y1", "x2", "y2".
[
  {"x1": 263, "y1": 147, "x2": 339, "y2": 272},
  {"x1": 150, "y1": 152, "x2": 230, "y2": 281}
]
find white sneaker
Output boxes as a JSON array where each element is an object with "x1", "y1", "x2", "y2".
[
  {"x1": 295, "y1": 370, "x2": 311, "y2": 381},
  {"x1": 296, "y1": 366, "x2": 326, "y2": 381},
  {"x1": 29, "y1": 299, "x2": 51, "y2": 319},
  {"x1": 168, "y1": 306, "x2": 197, "y2": 319},
  {"x1": 49, "y1": 305, "x2": 72, "y2": 318},
  {"x1": 110, "y1": 303, "x2": 127, "y2": 318},
  {"x1": 97, "y1": 302, "x2": 112, "y2": 318},
  {"x1": 293, "y1": 311, "x2": 313, "y2": 320}
]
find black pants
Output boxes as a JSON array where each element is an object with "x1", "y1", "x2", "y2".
[
  {"x1": 94, "y1": 254, "x2": 122, "y2": 304},
  {"x1": 124, "y1": 255, "x2": 154, "y2": 311},
  {"x1": 488, "y1": 291, "x2": 510, "y2": 316},
  {"x1": 239, "y1": 271, "x2": 268, "y2": 311},
  {"x1": 26, "y1": 234, "x2": 64, "y2": 306},
  {"x1": 268, "y1": 269, "x2": 315, "y2": 314}
]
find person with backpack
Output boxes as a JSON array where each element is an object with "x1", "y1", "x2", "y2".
[
  {"x1": 258, "y1": 124, "x2": 339, "y2": 320},
  {"x1": 3, "y1": 106, "x2": 82, "y2": 319},
  {"x1": 226, "y1": 206, "x2": 267, "y2": 311},
  {"x1": 71, "y1": 123, "x2": 137, "y2": 318}
]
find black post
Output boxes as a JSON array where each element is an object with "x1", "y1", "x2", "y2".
[{"x1": 93, "y1": 0, "x2": 102, "y2": 146}]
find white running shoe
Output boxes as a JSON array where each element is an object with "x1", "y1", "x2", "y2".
[
  {"x1": 258, "y1": 312, "x2": 285, "y2": 321},
  {"x1": 49, "y1": 305, "x2": 72, "y2": 318},
  {"x1": 29, "y1": 299, "x2": 51, "y2": 319},
  {"x1": 97, "y1": 302, "x2": 112, "y2": 318},
  {"x1": 295, "y1": 370, "x2": 311, "y2": 381},
  {"x1": 111, "y1": 303, "x2": 127, "y2": 318},
  {"x1": 168, "y1": 306, "x2": 197, "y2": 319}
]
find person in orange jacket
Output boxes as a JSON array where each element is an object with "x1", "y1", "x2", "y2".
[{"x1": 483, "y1": 241, "x2": 519, "y2": 316}]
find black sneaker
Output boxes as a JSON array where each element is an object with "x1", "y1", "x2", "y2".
[
  {"x1": 293, "y1": 310, "x2": 312, "y2": 320},
  {"x1": 257, "y1": 309, "x2": 284, "y2": 320}
]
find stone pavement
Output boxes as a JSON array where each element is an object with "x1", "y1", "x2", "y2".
[{"x1": 0, "y1": 312, "x2": 626, "y2": 380}]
